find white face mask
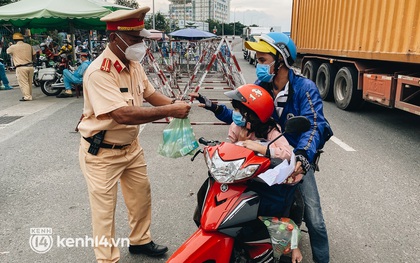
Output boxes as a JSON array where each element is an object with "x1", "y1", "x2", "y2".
[
  {"x1": 125, "y1": 42, "x2": 146, "y2": 62},
  {"x1": 115, "y1": 33, "x2": 147, "y2": 62}
]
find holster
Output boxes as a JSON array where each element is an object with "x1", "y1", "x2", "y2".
[{"x1": 87, "y1": 130, "x2": 106, "y2": 155}]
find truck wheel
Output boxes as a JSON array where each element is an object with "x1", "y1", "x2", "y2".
[
  {"x1": 316, "y1": 63, "x2": 336, "y2": 101},
  {"x1": 302, "y1": 60, "x2": 320, "y2": 81},
  {"x1": 333, "y1": 67, "x2": 363, "y2": 110}
]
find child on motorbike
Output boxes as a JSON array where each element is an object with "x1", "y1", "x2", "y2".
[
  {"x1": 224, "y1": 84, "x2": 303, "y2": 263},
  {"x1": 226, "y1": 84, "x2": 291, "y2": 160}
]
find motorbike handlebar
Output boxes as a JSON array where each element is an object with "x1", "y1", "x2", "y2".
[
  {"x1": 198, "y1": 137, "x2": 220, "y2": 146},
  {"x1": 198, "y1": 137, "x2": 208, "y2": 145}
]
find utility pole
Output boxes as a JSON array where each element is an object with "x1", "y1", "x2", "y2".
[
  {"x1": 233, "y1": 8, "x2": 236, "y2": 36},
  {"x1": 152, "y1": 0, "x2": 155, "y2": 29}
]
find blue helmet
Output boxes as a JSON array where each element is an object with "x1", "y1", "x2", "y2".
[{"x1": 256, "y1": 32, "x2": 297, "y2": 68}]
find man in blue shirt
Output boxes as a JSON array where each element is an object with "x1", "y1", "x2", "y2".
[
  {"x1": 191, "y1": 32, "x2": 333, "y2": 263},
  {"x1": 57, "y1": 52, "x2": 91, "y2": 98}
]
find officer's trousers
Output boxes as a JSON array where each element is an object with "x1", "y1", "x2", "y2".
[
  {"x1": 16, "y1": 66, "x2": 33, "y2": 100},
  {"x1": 79, "y1": 138, "x2": 152, "y2": 263}
]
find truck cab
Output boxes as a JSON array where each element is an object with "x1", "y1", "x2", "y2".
[
  {"x1": 242, "y1": 35, "x2": 259, "y2": 66},
  {"x1": 242, "y1": 27, "x2": 272, "y2": 66}
]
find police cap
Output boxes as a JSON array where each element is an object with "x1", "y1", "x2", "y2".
[{"x1": 101, "y1": 7, "x2": 151, "y2": 38}]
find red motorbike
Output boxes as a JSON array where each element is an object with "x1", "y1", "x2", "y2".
[{"x1": 167, "y1": 117, "x2": 310, "y2": 263}]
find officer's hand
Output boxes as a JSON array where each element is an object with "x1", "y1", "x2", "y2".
[{"x1": 170, "y1": 102, "x2": 191, "y2": 119}]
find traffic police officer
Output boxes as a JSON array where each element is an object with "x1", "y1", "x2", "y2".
[
  {"x1": 6, "y1": 32, "x2": 35, "y2": 101},
  {"x1": 78, "y1": 7, "x2": 191, "y2": 263}
]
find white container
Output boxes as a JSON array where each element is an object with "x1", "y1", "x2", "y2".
[{"x1": 37, "y1": 68, "x2": 56, "y2": 81}]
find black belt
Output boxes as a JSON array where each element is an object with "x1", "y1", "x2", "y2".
[
  {"x1": 83, "y1": 137, "x2": 130, "y2": 149},
  {"x1": 15, "y1": 63, "x2": 33, "y2": 68}
]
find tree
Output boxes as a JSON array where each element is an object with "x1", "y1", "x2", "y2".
[
  {"x1": 0, "y1": 0, "x2": 16, "y2": 7},
  {"x1": 206, "y1": 19, "x2": 219, "y2": 35},
  {"x1": 145, "y1": 12, "x2": 170, "y2": 32},
  {"x1": 206, "y1": 19, "x2": 247, "y2": 36},
  {"x1": 115, "y1": 0, "x2": 138, "y2": 9}
]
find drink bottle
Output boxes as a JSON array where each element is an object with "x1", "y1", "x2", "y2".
[{"x1": 264, "y1": 218, "x2": 294, "y2": 260}]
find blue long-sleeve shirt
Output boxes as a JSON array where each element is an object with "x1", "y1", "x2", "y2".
[
  {"x1": 73, "y1": 60, "x2": 91, "y2": 80},
  {"x1": 214, "y1": 69, "x2": 333, "y2": 163}
]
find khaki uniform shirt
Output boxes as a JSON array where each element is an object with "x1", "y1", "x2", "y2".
[
  {"x1": 6, "y1": 41, "x2": 35, "y2": 66},
  {"x1": 78, "y1": 46, "x2": 156, "y2": 144}
]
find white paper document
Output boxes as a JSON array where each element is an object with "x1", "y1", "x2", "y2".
[{"x1": 257, "y1": 152, "x2": 296, "y2": 186}]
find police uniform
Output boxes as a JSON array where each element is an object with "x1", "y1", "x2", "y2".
[
  {"x1": 78, "y1": 7, "x2": 162, "y2": 263},
  {"x1": 6, "y1": 33, "x2": 35, "y2": 101}
]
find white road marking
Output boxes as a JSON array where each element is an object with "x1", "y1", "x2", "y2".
[
  {"x1": 0, "y1": 98, "x2": 75, "y2": 143},
  {"x1": 330, "y1": 136, "x2": 356, "y2": 151},
  {"x1": 139, "y1": 124, "x2": 146, "y2": 134}
]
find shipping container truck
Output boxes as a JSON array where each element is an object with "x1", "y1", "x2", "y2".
[{"x1": 291, "y1": 0, "x2": 420, "y2": 115}]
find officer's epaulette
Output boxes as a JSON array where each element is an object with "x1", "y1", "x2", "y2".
[{"x1": 100, "y1": 58, "x2": 111, "y2": 72}]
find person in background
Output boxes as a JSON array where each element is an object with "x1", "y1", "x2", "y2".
[
  {"x1": 56, "y1": 52, "x2": 91, "y2": 98},
  {"x1": 191, "y1": 32, "x2": 333, "y2": 263},
  {"x1": 58, "y1": 39, "x2": 73, "y2": 56},
  {"x1": 0, "y1": 58, "x2": 13, "y2": 90},
  {"x1": 6, "y1": 32, "x2": 35, "y2": 101},
  {"x1": 40, "y1": 42, "x2": 55, "y2": 62},
  {"x1": 78, "y1": 7, "x2": 191, "y2": 263}
]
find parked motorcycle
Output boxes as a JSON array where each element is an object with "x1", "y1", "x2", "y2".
[
  {"x1": 167, "y1": 116, "x2": 311, "y2": 263},
  {"x1": 39, "y1": 67, "x2": 63, "y2": 96},
  {"x1": 33, "y1": 55, "x2": 49, "y2": 87},
  {"x1": 38, "y1": 54, "x2": 70, "y2": 96}
]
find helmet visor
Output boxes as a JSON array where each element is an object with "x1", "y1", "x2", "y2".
[
  {"x1": 224, "y1": 90, "x2": 247, "y2": 102},
  {"x1": 245, "y1": 40, "x2": 276, "y2": 55}
]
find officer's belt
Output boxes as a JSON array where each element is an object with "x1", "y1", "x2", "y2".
[
  {"x1": 15, "y1": 63, "x2": 33, "y2": 68},
  {"x1": 83, "y1": 137, "x2": 130, "y2": 149}
]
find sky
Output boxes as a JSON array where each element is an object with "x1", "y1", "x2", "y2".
[{"x1": 129, "y1": 0, "x2": 293, "y2": 32}]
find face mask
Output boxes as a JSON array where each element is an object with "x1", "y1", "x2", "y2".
[
  {"x1": 256, "y1": 61, "x2": 275, "y2": 82},
  {"x1": 125, "y1": 42, "x2": 146, "y2": 62},
  {"x1": 116, "y1": 33, "x2": 147, "y2": 62},
  {"x1": 232, "y1": 111, "x2": 246, "y2": 127}
]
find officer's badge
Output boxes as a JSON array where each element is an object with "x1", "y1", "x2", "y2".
[
  {"x1": 114, "y1": 60, "x2": 123, "y2": 73},
  {"x1": 100, "y1": 58, "x2": 111, "y2": 72}
]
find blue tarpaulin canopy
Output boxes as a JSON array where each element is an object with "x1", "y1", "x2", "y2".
[{"x1": 169, "y1": 28, "x2": 216, "y2": 39}]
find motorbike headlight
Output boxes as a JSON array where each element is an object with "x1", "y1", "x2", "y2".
[{"x1": 205, "y1": 149, "x2": 260, "y2": 183}]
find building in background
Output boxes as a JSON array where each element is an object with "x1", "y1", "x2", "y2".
[
  {"x1": 178, "y1": 20, "x2": 209, "y2": 31},
  {"x1": 169, "y1": 0, "x2": 230, "y2": 29}
]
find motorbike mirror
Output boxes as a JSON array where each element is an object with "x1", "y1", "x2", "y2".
[{"x1": 284, "y1": 116, "x2": 311, "y2": 134}]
